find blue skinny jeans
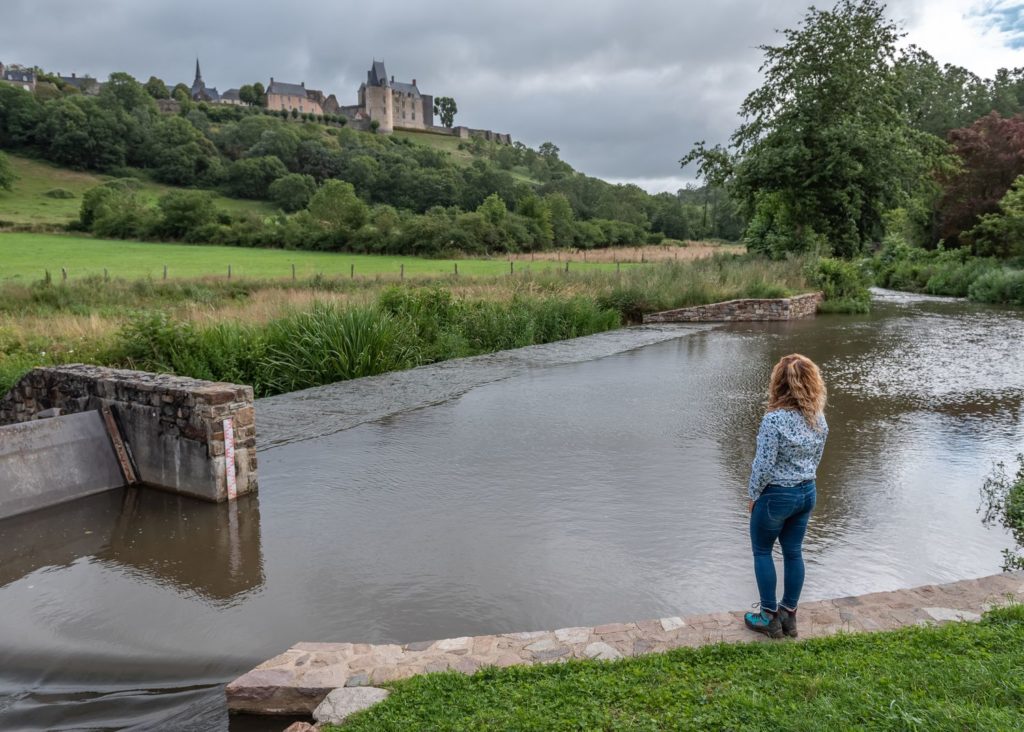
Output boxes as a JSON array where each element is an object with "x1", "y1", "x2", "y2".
[{"x1": 750, "y1": 480, "x2": 816, "y2": 612}]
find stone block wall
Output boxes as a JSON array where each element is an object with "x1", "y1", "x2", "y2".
[
  {"x1": 0, "y1": 365, "x2": 257, "y2": 502},
  {"x1": 643, "y1": 292, "x2": 823, "y2": 324}
]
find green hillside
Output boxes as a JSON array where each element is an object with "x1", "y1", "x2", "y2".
[{"x1": 0, "y1": 154, "x2": 275, "y2": 226}]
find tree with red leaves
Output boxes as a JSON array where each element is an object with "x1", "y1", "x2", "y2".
[{"x1": 938, "y1": 112, "x2": 1024, "y2": 249}]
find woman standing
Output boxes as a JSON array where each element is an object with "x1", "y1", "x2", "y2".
[{"x1": 743, "y1": 354, "x2": 828, "y2": 639}]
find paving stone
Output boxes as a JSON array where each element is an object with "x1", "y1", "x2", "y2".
[
  {"x1": 659, "y1": 616, "x2": 686, "y2": 632},
  {"x1": 593, "y1": 622, "x2": 635, "y2": 634},
  {"x1": 312, "y1": 687, "x2": 390, "y2": 725},
  {"x1": 922, "y1": 607, "x2": 982, "y2": 622},
  {"x1": 434, "y1": 636, "x2": 471, "y2": 652},
  {"x1": 283, "y1": 723, "x2": 318, "y2": 732},
  {"x1": 502, "y1": 631, "x2": 549, "y2": 641},
  {"x1": 533, "y1": 647, "x2": 571, "y2": 662},
  {"x1": 554, "y1": 626, "x2": 591, "y2": 644},
  {"x1": 525, "y1": 638, "x2": 563, "y2": 652},
  {"x1": 584, "y1": 642, "x2": 623, "y2": 660}
]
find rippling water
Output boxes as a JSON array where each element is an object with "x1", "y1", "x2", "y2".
[{"x1": 1, "y1": 292, "x2": 1022, "y2": 730}]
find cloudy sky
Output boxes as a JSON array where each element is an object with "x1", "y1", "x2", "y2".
[{"x1": 2, "y1": 1, "x2": 1022, "y2": 191}]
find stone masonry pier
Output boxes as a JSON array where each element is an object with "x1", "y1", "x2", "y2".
[
  {"x1": 1, "y1": 364, "x2": 257, "y2": 503},
  {"x1": 643, "y1": 291, "x2": 823, "y2": 323},
  {"x1": 227, "y1": 572, "x2": 1024, "y2": 717}
]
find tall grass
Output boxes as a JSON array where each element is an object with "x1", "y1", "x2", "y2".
[
  {"x1": 262, "y1": 305, "x2": 419, "y2": 393},
  {"x1": 1, "y1": 254, "x2": 814, "y2": 396}
]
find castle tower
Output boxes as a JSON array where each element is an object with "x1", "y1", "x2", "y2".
[{"x1": 382, "y1": 78, "x2": 394, "y2": 133}]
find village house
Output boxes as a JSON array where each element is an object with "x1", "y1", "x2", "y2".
[
  {"x1": 266, "y1": 78, "x2": 323, "y2": 115},
  {"x1": 58, "y1": 72, "x2": 100, "y2": 95},
  {"x1": 0, "y1": 63, "x2": 36, "y2": 92},
  {"x1": 219, "y1": 88, "x2": 245, "y2": 105}
]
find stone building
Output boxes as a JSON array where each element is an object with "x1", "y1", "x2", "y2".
[
  {"x1": 356, "y1": 60, "x2": 433, "y2": 132},
  {"x1": 190, "y1": 58, "x2": 220, "y2": 102},
  {"x1": 59, "y1": 72, "x2": 100, "y2": 95},
  {"x1": 266, "y1": 78, "x2": 323, "y2": 116},
  {"x1": 220, "y1": 88, "x2": 245, "y2": 106},
  {"x1": 0, "y1": 64, "x2": 35, "y2": 92}
]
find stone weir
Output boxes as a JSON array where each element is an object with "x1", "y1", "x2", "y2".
[
  {"x1": 0, "y1": 365, "x2": 257, "y2": 507},
  {"x1": 227, "y1": 572, "x2": 1024, "y2": 718},
  {"x1": 643, "y1": 291, "x2": 823, "y2": 323}
]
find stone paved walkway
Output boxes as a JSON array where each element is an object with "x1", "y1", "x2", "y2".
[{"x1": 227, "y1": 572, "x2": 1024, "y2": 716}]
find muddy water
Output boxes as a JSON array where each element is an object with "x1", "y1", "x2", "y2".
[{"x1": 1, "y1": 291, "x2": 1022, "y2": 731}]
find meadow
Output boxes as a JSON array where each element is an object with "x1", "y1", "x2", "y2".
[
  {"x1": 0, "y1": 231, "x2": 649, "y2": 282},
  {"x1": 0, "y1": 154, "x2": 274, "y2": 226}
]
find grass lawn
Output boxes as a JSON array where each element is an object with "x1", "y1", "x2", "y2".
[
  {"x1": 332, "y1": 605, "x2": 1024, "y2": 731},
  {"x1": 0, "y1": 154, "x2": 275, "y2": 226},
  {"x1": 0, "y1": 232, "x2": 626, "y2": 282},
  {"x1": 391, "y1": 130, "x2": 476, "y2": 165}
]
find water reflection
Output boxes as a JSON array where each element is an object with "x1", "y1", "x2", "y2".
[{"x1": 0, "y1": 488, "x2": 264, "y2": 603}]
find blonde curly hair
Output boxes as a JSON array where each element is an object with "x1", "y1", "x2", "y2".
[{"x1": 767, "y1": 353, "x2": 827, "y2": 429}]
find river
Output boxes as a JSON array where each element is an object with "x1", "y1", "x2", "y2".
[{"x1": 0, "y1": 290, "x2": 1021, "y2": 730}]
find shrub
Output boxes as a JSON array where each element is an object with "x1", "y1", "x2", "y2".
[
  {"x1": 224, "y1": 155, "x2": 288, "y2": 199},
  {"x1": 154, "y1": 190, "x2": 219, "y2": 241},
  {"x1": 269, "y1": 173, "x2": 317, "y2": 212},
  {"x1": 968, "y1": 268, "x2": 1024, "y2": 305},
  {"x1": 804, "y1": 257, "x2": 871, "y2": 312},
  {"x1": 43, "y1": 188, "x2": 75, "y2": 199},
  {"x1": 980, "y1": 454, "x2": 1024, "y2": 571}
]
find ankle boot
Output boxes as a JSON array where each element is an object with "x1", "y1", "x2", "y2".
[
  {"x1": 744, "y1": 606, "x2": 783, "y2": 638},
  {"x1": 779, "y1": 606, "x2": 798, "y2": 637}
]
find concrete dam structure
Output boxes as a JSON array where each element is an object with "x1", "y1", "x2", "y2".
[{"x1": 0, "y1": 365, "x2": 258, "y2": 520}]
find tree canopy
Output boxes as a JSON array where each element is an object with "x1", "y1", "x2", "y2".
[
  {"x1": 433, "y1": 96, "x2": 458, "y2": 128},
  {"x1": 685, "y1": 0, "x2": 948, "y2": 257}
]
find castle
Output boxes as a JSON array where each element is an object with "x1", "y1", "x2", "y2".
[{"x1": 2, "y1": 56, "x2": 510, "y2": 144}]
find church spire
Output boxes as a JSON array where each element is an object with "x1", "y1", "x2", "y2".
[{"x1": 194, "y1": 57, "x2": 202, "y2": 83}]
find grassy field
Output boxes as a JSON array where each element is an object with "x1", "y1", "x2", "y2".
[
  {"x1": 331, "y1": 605, "x2": 1024, "y2": 731},
  {"x1": 0, "y1": 232, "x2": 645, "y2": 282},
  {"x1": 0, "y1": 154, "x2": 275, "y2": 226},
  {"x1": 392, "y1": 129, "x2": 539, "y2": 183}
]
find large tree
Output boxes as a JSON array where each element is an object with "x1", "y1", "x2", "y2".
[
  {"x1": 685, "y1": 0, "x2": 945, "y2": 257},
  {"x1": 144, "y1": 76, "x2": 170, "y2": 100},
  {"x1": 433, "y1": 96, "x2": 457, "y2": 128},
  {"x1": 937, "y1": 112, "x2": 1024, "y2": 248}
]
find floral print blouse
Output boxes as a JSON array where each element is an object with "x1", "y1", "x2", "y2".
[{"x1": 748, "y1": 408, "x2": 828, "y2": 501}]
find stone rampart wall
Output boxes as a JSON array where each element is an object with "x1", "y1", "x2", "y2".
[
  {"x1": 0, "y1": 365, "x2": 257, "y2": 502},
  {"x1": 643, "y1": 292, "x2": 823, "y2": 324}
]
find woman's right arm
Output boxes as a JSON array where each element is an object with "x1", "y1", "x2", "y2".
[{"x1": 748, "y1": 414, "x2": 779, "y2": 503}]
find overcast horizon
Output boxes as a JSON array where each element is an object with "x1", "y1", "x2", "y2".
[{"x1": 3, "y1": 0, "x2": 1023, "y2": 193}]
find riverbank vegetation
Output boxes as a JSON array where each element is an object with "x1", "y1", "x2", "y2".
[
  {"x1": 332, "y1": 605, "x2": 1024, "y2": 731},
  {"x1": 681, "y1": 0, "x2": 1024, "y2": 307},
  {"x1": 980, "y1": 455, "x2": 1024, "y2": 571},
  {"x1": 0, "y1": 254, "x2": 813, "y2": 396}
]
